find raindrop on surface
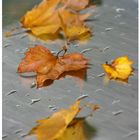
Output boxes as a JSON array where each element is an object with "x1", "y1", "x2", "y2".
[
  {"x1": 123, "y1": 130, "x2": 137, "y2": 137},
  {"x1": 112, "y1": 99, "x2": 120, "y2": 104},
  {"x1": 6, "y1": 90, "x2": 17, "y2": 96},
  {"x1": 105, "y1": 28, "x2": 113, "y2": 31},
  {"x1": 112, "y1": 110, "x2": 123, "y2": 116},
  {"x1": 76, "y1": 94, "x2": 89, "y2": 100},
  {"x1": 30, "y1": 98, "x2": 41, "y2": 105},
  {"x1": 14, "y1": 129, "x2": 23, "y2": 134}
]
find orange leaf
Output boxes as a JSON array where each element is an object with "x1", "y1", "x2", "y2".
[
  {"x1": 17, "y1": 45, "x2": 88, "y2": 87},
  {"x1": 17, "y1": 45, "x2": 56, "y2": 74},
  {"x1": 102, "y1": 56, "x2": 134, "y2": 82}
]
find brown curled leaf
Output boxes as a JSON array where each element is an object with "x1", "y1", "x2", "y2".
[{"x1": 17, "y1": 45, "x2": 88, "y2": 87}]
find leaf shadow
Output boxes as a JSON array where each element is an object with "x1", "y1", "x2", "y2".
[
  {"x1": 44, "y1": 68, "x2": 87, "y2": 88},
  {"x1": 19, "y1": 68, "x2": 88, "y2": 89},
  {"x1": 62, "y1": 117, "x2": 98, "y2": 140}
]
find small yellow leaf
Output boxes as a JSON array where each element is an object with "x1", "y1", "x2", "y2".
[{"x1": 102, "y1": 56, "x2": 134, "y2": 82}]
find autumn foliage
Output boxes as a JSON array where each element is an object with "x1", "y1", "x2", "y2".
[
  {"x1": 102, "y1": 56, "x2": 134, "y2": 82},
  {"x1": 28, "y1": 100, "x2": 99, "y2": 140},
  {"x1": 21, "y1": 0, "x2": 94, "y2": 41},
  {"x1": 17, "y1": 45, "x2": 88, "y2": 87}
]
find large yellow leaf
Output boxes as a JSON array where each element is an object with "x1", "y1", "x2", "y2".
[
  {"x1": 102, "y1": 56, "x2": 134, "y2": 82},
  {"x1": 20, "y1": 0, "x2": 93, "y2": 40},
  {"x1": 28, "y1": 100, "x2": 81, "y2": 140}
]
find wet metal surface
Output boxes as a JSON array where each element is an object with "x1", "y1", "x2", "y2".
[{"x1": 3, "y1": 0, "x2": 138, "y2": 140}]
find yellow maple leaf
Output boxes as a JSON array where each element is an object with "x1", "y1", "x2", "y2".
[
  {"x1": 27, "y1": 100, "x2": 99, "y2": 140},
  {"x1": 28, "y1": 100, "x2": 81, "y2": 140},
  {"x1": 102, "y1": 56, "x2": 134, "y2": 82}
]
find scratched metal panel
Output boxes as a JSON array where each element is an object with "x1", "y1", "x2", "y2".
[{"x1": 3, "y1": 0, "x2": 138, "y2": 140}]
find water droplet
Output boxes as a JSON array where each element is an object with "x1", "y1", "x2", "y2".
[
  {"x1": 124, "y1": 130, "x2": 137, "y2": 137},
  {"x1": 80, "y1": 48, "x2": 93, "y2": 54},
  {"x1": 119, "y1": 22, "x2": 126, "y2": 25},
  {"x1": 30, "y1": 82, "x2": 36, "y2": 88},
  {"x1": 30, "y1": 98, "x2": 41, "y2": 105},
  {"x1": 97, "y1": 73, "x2": 105, "y2": 77},
  {"x1": 48, "y1": 105, "x2": 56, "y2": 108},
  {"x1": 16, "y1": 104, "x2": 21, "y2": 107},
  {"x1": 20, "y1": 133, "x2": 28, "y2": 138},
  {"x1": 76, "y1": 94, "x2": 89, "y2": 100},
  {"x1": 112, "y1": 110, "x2": 123, "y2": 116},
  {"x1": 112, "y1": 99, "x2": 120, "y2": 104},
  {"x1": 95, "y1": 89, "x2": 104, "y2": 93},
  {"x1": 48, "y1": 105, "x2": 57, "y2": 111},
  {"x1": 115, "y1": 8, "x2": 125, "y2": 13},
  {"x1": 3, "y1": 43, "x2": 11, "y2": 48},
  {"x1": 105, "y1": 28, "x2": 113, "y2": 31},
  {"x1": 20, "y1": 34, "x2": 27, "y2": 39},
  {"x1": 51, "y1": 50, "x2": 57, "y2": 54},
  {"x1": 2, "y1": 134, "x2": 7, "y2": 138},
  {"x1": 101, "y1": 46, "x2": 110, "y2": 53},
  {"x1": 6, "y1": 90, "x2": 17, "y2": 96},
  {"x1": 14, "y1": 129, "x2": 22, "y2": 134}
]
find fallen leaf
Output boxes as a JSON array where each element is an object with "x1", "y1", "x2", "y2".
[
  {"x1": 28, "y1": 100, "x2": 81, "y2": 140},
  {"x1": 28, "y1": 100, "x2": 99, "y2": 140},
  {"x1": 17, "y1": 45, "x2": 88, "y2": 87},
  {"x1": 58, "y1": 9, "x2": 91, "y2": 41},
  {"x1": 102, "y1": 56, "x2": 134, "y2": 82},
  {"x1": 21, "y1": 0, "x2": 93, "y2": 41}
]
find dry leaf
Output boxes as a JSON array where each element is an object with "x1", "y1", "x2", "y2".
[
  {"x1": 28, "y1": 100, "x2": 81, "y2": 140},
  {"x1": 17, "y1": 45, "x2": 88, "y2": 87},
  {"x1": 28, "y1": 100, "x2": 99, "y2": 140},
  {"x1": 102, "y1": 56, "x2": 134, "y2": 82},
  {"x1": 21, "y1": 0, "x2": 93, "y2": 41},
  {"x1": 17, "y1": 45, "x2": 57, "y2": 74},
  {"x1": 58, "y1": 9, "x2": 91, "y2": 40}
]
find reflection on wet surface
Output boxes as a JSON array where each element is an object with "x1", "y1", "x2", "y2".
[{"x1": 19, "y1": 68, "x2": 87, "y2": 89}]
